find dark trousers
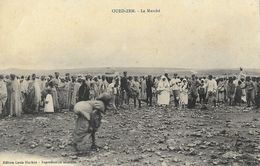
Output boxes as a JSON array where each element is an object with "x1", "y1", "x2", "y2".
[{"x1": 147, "y1": 92, "x2": 152, "y2": 106}]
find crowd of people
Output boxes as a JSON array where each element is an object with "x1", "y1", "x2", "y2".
[{"x1": 0, "y1": 68, "x2": 260, "y2": 118}]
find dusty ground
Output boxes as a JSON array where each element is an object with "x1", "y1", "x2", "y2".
[{"x1": 0, "y1": 102, "x2": 260, "y2": 166}]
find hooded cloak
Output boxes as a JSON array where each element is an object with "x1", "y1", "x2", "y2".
[{"x1": 157, "y1": 76, "x2": 170, "y2": 105}]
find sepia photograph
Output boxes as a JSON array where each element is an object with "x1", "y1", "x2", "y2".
[{"x1": 0, "y1": 0, "x2": 260, "y2": 165}]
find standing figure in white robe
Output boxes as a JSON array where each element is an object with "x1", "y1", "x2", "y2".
[
  {"x1": 157, "y1": 75, "x2": 170, "y2": 106},
  {"x1": 20, "y1": 76, "x2": 28, "y2": 110},
  {"x1": 44, "y1": 89, "x2": 54, "y2": 113},
  {"x1": 9, "y1": 74, "x2": 22, "y2": 117},
  {"x1": 238, "y1": 67, "x2": 246, "y2": 81},
  {"x1": 27, "y1": 74, "x2": 41, "y2": 113},
  {"x1": 72, "y1": 79, "x2": 81, "y2": 105},
  {"x1": 0, "y1": 75, "x2": 7, "y2": 116},
  {"x1": 139, "y1": 77, "x2": 147, "y2": 102},
  {"x1": 99, "y1": 75, "x2": 109, "y2": 94},
  {"x1": 180, "y1": 79, "x2": 188, "y2": 108}
]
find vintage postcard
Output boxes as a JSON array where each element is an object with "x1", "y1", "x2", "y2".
[{"x1": 0, "y1": 0, "x2": 260, "y2": 166}]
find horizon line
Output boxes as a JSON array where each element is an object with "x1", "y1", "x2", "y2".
[{"x1": 0, "y1": 66, "x2": 257, "y2": 71}]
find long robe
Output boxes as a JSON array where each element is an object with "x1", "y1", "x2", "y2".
[
  {"x1": 27, "y1": 80, "x2": 41, "y2": 113},
  {"x1": 226, "y1": 83, "x2": 236, "y2": 99},
  {"x1": 146, "y1": 79, "x2": 153, "y2": 97},
  {"x1": 256, "y1": 82, "x2": 260, "y2": 108},
  {"x1": 9, "y1": 79, "x2": 22, "y2": 117},
  {"x1": 78, "y1": 83, "x2": 90, "y2": 102},
  {"x1": 241, "y1": 82, "x2": 246, "y2": 102},
  {"x1": 180, "y1": 82, "x2": 188, "y2": 105},
  {"x1": 99, "y1": 80, "x2": 109, "y2": 94},
  {"x1": 5, "y1": 80, "x2": 12, "y2": 116},
  {"x1": 57, "y1": 82, "x2": 69, "y2": 109},
  {"x1": 49, "y1": 86, "x2": 60, "y2": 112},
  {"x1": 67, "y1": 81, "x2": 75, "y2": 109},
  {"x1": 217, "y1": 81, "x2": 225, "y2": 102},
  {"x1": 73, "y1": 100, "x2": 105, "y2": 147},
  {"x1": 71, "y1": 82, "x2": 81, "y2": 106},
  {"x1": 39, "y1": 80, "x2": 47, "y2": 92},
  {"x1": 130, "y1": 80, "x2": 140, "y2": 98},
  {"x1": 20, "y1": 80, "x2": 28, "y2": 110},
  {"x1": 44, "y1": 94, "x2": 54, "y2": 113},
  {"x1": 89, "y1": 81, "x2": 98, "y2": 100},
  {"x1": 157, "y1": 76, "x2": 170, "y2": 105},
  {"x1": 188, "y1": 79, "x2": 200, "y2": 108},
  {"x1": 139, "y1": 80, "x2": 147, "y2": 101},
  {"x1": 0, "y1": 81, "x2": 7, "y2": 116},
  {"x1": 20, "y1": 80, "x2": 28, "y2": 93}
]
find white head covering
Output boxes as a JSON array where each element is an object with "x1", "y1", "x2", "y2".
[
  {"x1": 160, "y1": 75, "x2": 167, "y2": 81},
  {"x1": 158, "y1": 75, "x2": 169, "y2": 89}
]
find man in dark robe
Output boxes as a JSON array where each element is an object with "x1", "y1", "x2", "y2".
[
  {"x1": 255, "y1": 77, "x2": 260, "y2": 109},
  {"x1": 78, "y1": 79, "x2": 90, "y2": 102},
  {"x1": 188, "y1": 74, "x2": 200, "y2": 108},
  {"x1": 146, "y1": 75, "x2": 154, "y2": 106},
  {"x1": 120, "y1": 71, "x2": 129, "y2": 106}
]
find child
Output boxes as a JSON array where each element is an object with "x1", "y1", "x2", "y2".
[
  {"x1": 44, "y1": 89, "x2": 54, "y2": 113},
  {"x1": 234, "y1": 81, "x2": 242, "y2": 106}
]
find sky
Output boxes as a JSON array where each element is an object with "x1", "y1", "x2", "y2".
[{"x1": 0, "y1": 0, "x2": 259, "y2": 70}]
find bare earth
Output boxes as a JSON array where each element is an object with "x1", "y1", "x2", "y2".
[{"x1": 0, "y1": 103, "x2": 260, "y2": 166}]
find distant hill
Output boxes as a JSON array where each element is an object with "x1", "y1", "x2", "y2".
[
  {"x1": 0, "y1": 67, "x2": 194, "y2": 76},
  {"x1": 196, "y1": 69, "x2": 260, "y2": 77},
  {"x1": 0, "y1": 67, "x2": 260, "y2": 77}
]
